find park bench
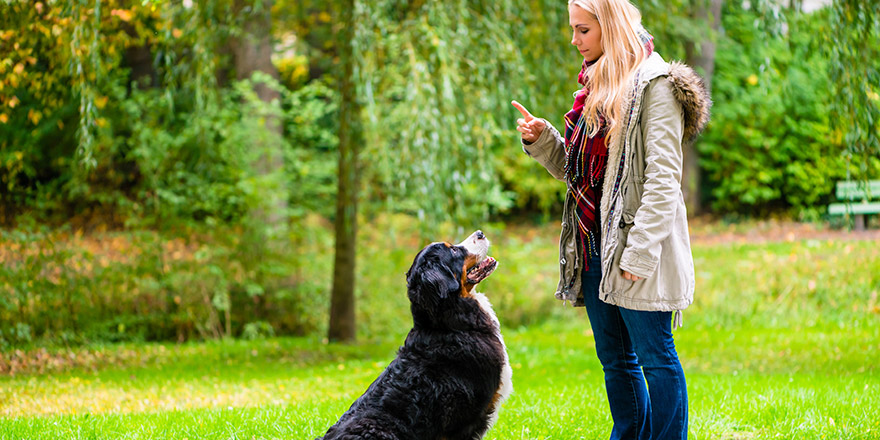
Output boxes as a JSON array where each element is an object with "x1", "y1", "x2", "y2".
[{"x1": 828, "y1": 180, "x2": 880, "y2": 230}]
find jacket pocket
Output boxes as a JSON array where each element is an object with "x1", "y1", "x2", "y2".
[
  {"x1": 621, "y1": 176, "x2": 648, "y2": 222},
  {"x1": 556, "y1": 196, "x2": 579, "y2": 302},
  {"x1": 604, "y1": 217, "x2": 635, "y2": 297}
]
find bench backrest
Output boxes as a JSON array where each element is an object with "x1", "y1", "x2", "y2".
[{"x1": 836, "y1": 180, "x2": 880, "y2": 200}]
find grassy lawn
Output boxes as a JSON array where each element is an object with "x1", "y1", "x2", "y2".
[
  {"x1": 2, "y1": 229, "x2": 879, "y2": 439},
  {"x1": 1, "y1": 321, "x2": 878, "y2": 439}
]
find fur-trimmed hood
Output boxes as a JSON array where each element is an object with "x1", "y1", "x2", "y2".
[
  {"x1": 667, "y1": 61, "x2": 712, "y2": 141},
  {"x1": 638, "y1": 53, "x2": 712, "y2": 142}
]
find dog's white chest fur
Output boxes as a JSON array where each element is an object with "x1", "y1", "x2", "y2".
[{"x1": 472, "y1": 291, "x2": 513, "y2": 430}]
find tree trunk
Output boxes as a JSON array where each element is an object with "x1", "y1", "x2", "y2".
[
  {"x1": 683, "y1": 0, "x2": 723, "y2": 216},
  {"x1": 231, "y1": 0, "x2": 281, "y2": 104},
  {"x1": 328, "y1": 0, "x2": 361, "y2": 343},
  {"x1": 229, "y1": 0, "x2": 287, "y2": 323}
]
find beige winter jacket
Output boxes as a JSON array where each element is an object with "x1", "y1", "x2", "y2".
[{"x1": 523, "y1": 52, "x2": 711, "y2": 326}]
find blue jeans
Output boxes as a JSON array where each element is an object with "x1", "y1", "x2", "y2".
[{"x1": 582, "y1": 255, "x2": 688, "y2": 440}]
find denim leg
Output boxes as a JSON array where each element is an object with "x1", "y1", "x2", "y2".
[
  {"x1": 619, "y1": 308, "x2": 688, "y2": 440},
  {"x1": 582, "y1": 258, "x2": 650, "y2": 440}
]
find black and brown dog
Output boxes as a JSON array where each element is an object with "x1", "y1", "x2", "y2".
[{"x1": 317, "y1": 230, "x2": 511, "y2": 440}]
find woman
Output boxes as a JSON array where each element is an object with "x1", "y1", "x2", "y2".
[{"x1": 511, "y1": 0, "x2": 711, "y2": 438}]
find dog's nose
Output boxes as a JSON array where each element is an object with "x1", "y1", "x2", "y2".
[{"x1": 475, "y1": 230, "x2": 485, "y2": 240}]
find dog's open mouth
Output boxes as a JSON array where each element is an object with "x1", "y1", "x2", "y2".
[{"x1": 467, "y1": 256, "x2": 497, "y2": 284}]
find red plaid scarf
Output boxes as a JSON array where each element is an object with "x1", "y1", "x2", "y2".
[{"x1": 564, "y1": 31, "x2": 654, "y2": 270}]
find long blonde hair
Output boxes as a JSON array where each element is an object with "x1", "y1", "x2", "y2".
[{"x1": 568, "y1": 0, "x2": 649, "y2": 145}]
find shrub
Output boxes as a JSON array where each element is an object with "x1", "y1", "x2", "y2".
[
  {"x1": 698, "y1": 5, "x2": 856, "y2": 216},
  {"x1": 0, "y1": 218, "x2": 333, "y2": 348}
]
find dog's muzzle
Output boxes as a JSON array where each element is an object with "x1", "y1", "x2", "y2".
[{"x1": 459, "y1": 230, "x2": 498, "y2": 284}]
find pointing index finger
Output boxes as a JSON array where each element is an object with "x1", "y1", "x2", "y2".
[{"x1": 511, "y1": 100, "x2": 533, "y2": 122}]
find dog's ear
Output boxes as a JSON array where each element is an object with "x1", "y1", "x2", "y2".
[
  {"x1": 416, "y1": 264, "x2": 461, "y2": 299},
  {"x1": 407, "y1": 243, "x2": 463, "y2": 306},
  {"x1": 408, "y1": 254, "x2": 461, "y2": 302}
]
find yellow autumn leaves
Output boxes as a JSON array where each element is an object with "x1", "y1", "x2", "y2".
[
  {"x1": 110, "y1": 9, "x2": 134, "y2": 22},
  {"x1": 0, "y1": 56, "x2": 38, "y2": 123},
  {"x1": 0, "y1": 1, "x2": 189, "y2": 130}
]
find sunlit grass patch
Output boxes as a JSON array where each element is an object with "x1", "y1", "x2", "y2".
[{"x1": 0, "y1": 336, "x2": 398, "y2": 418}]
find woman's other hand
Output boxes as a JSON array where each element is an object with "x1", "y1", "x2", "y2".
[
  {"x1": 622, "y1": 270, "x2": 642, "y2": 282},
  {"x1": 512, "y1": 100, "x2": 546, "y2": 143}
]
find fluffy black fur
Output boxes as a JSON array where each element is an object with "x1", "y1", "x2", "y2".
[{"x1": 317, "y1": 242, "x2": 507, "y2": 440}]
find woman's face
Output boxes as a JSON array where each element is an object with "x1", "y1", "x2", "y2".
[{"x1": 569, "y1": 4, "x2": 603, "y2": 62}]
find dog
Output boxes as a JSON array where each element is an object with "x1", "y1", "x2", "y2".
[{"x1": 317, "y1": 230, "x2": 511, "y2": 440}]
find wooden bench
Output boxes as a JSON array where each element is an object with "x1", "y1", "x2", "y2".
[{"x1": 828, "y1": 180, "x2": 880, "y2": 230}]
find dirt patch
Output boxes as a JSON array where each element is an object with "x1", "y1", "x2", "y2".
[
  {"x1": 0, "y1": 346, "x2": 169, "y2": 376},
  {"x1": 688, "y1": 217, "x2": 880, "y2": 246}
]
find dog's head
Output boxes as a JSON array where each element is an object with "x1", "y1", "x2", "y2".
[{"x1": 405, "y1": 231, "x2": 498, "y2": 324}]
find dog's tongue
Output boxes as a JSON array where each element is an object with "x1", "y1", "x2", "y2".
[{"x1": 467, "y1": 257, "x2": 498, "y2": 284}]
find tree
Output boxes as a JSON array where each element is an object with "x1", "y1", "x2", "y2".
[
  {"x1": 327, "y1": 0, "x2": 362, "y2": 343},
  {"x1": 682, "y1": 0, "x2": 724, "y2": 214}
]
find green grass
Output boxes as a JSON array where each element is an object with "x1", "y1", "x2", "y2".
[
  {"x1": 1, "y1": 321, "x2": 878, "y2": 439},
  {"x1": 2, "y1": 228, "x2": 880, "y2": 439}
]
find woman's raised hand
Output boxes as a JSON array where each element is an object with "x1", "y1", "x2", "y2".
[{"x1": 512, "y1": 100, "x2": 546, "y2": 143}]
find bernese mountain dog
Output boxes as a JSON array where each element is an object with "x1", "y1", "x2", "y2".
[{"x1": 316, "y1": 230, "x2": 511, "y2": 440}]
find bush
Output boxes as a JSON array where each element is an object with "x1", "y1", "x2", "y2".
[
  {"x1": 241, "y1": 321, "x2": 276, "y2": 340},
  {"x1": 0, "y1": 218, "x2": 334, "y2": 348},
  {"x1": 698, "y1": 5, "x2": 856, "y2": 215}
]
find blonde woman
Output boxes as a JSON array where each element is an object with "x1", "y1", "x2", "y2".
[{"x1": 512, "y1": 0, "x2": 710, "y2": 438}]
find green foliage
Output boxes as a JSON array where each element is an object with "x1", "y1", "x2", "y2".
[
  {"x1": 241, "y1": 320, "x2": 276, "y2": 340},
  {"x1": 4, "y1": 0, "x2": 868, "y2": 225},
  {"x1": 698, "y1": 4, "x2": 854, "y2": 215},
  {"x1": 0, "y1": 0, "x2": 338, "y2": 223},
  {"x1": 492, "y1": 0, "x2": 571, "y2": 217},
  {"x1": 828, "y1": 0, "x2": 880, "y2": 180},
  {"x1": 287, "y1": 80, "x2": 338, "y2": 219},
  {"x1": 356, "y1": 0, "x2": 528, "y2": 231}
]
